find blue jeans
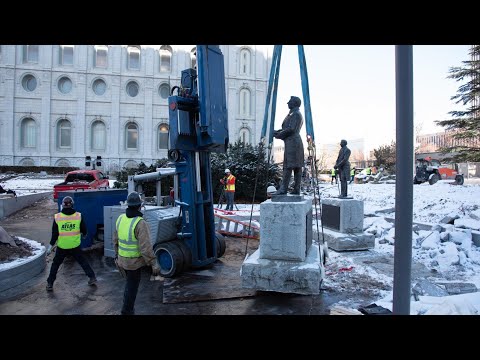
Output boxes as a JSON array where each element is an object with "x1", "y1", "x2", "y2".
[{"x1": 225, "y1": 192, "x2": 234, "y2": 211}]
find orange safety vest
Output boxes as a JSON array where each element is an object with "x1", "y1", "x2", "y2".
[{"x1": 225, "y1": 174, "x2": 236, "y2": 192}]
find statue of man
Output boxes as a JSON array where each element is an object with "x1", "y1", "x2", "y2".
[
  {"x1": 273, "y1": 96, "x2": 304, "y2": 195},
  {"x1": 334, "y1": 139, "x2": 351, "y2": 198}
]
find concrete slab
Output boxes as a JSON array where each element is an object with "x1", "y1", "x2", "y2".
[
  {"x1": 315, "y1": 227, "x2": 374, "y2": 251},
  {"x1": 241, "y1": 244, "x2": 323, "y2": 295}
]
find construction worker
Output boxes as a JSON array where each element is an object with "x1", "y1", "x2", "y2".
[
  {"x1": 46, "y1": 196, "x2": 96, "y2": 291},
  {"x1": 220, "y1": 169, "x2": 236, "y2": 211},
  {"x1": 331, "y1": 168, "x2": 337, "y2": 184},
  {"x1": 350, "y1": 167, "x2": 356, "y2": 184},
  {"x1": 266, "y1": 185, "x2": 277, "y2": 198},
  {"x1": 113, "y1": 191, "x2": 160, "y2": 315}
]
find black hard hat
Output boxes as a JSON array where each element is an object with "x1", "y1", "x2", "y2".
[
  {"x1": 127, "y1": 192, "x2": 142, "y2": 206},
  {"x1": 62, "y1": 196, "x2": 74, "y2": 208}
]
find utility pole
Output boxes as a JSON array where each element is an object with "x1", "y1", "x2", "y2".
[{"x1": 393, "y1": 45, "x2": 414, "y2": 315}]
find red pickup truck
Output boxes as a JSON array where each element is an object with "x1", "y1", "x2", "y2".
[{"x1": 53, "y1": 170, "x2": 110, "y2": 200}]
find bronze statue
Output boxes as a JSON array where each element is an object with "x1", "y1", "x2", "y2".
[
  {"x1": 334, "y1": 139, "x2": 351, "y2": 198},
  {"x1": 273, "y1": 96, "x2": 304, "y2": 195}
]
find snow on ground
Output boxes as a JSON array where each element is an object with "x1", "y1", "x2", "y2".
[
  {"x1": 0, "y1": 237, "x2": 44, "y2": 271},
  {"x1": 317, "y1": 180, "x2": 480, "y2": 314},
  {"x1": 1, "y1": 175, "x2": 63, "y2": 196},
  {"x1": 2, "y1": 173, "x2": 480, "y2": 314}
]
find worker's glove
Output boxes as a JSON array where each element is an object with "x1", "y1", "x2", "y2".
[
  {"x1": 152, "y1": 264, "x2": 161, "y2": 276},
  {"x1": 46, "y1": 244, "x2": 53, "y2": 255}
]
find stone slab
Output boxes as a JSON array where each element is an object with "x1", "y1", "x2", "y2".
[
  {"x1": 315, "y1": 227, "x2": 375, "y2": 251},
  {"x1": 241, "y1": 244, "x2": 323, "y2": 295},
  {"x1": 271, "y1": 194, "x2": 304, "y2": 202}
]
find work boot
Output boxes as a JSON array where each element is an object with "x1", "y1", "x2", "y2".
[
  {"x1": 46, "y1": 282, "x2": 53, "y2": 291},
  {"x1": 88, "y1": 277, "x2": 97, "y2": 286}
]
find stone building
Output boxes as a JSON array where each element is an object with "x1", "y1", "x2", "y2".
[{"x1": 0, "y1": 45, "x2": 272, "y2": 171}]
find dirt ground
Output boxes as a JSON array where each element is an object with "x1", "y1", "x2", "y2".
[{"x1": 0, "y1": 237, "x2": 35, "y2": 263}]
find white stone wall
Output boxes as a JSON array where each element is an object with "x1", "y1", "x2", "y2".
[{"x1": 0, "y1": 45, "x2": 272, "y2": 171}]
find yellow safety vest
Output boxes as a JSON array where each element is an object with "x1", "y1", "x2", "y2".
[
  {"x1": 225, "y1": 174, "x2": 235, "y2": 192},
  {"x1": 116, "y1": 214, "x2": 142, "y2": 258},
  {"x1": 351, "y1": 169, "x2": 355, "y2": 176},
  {"x1": 55, "y1": 212, "x2": 82, "y2": 249},
  {"x1": 331, "y1": 169, "x2": 336, "y2": 176},
  {"x1": 366, "y1": 167, "x2": 371, "y2": 175}
]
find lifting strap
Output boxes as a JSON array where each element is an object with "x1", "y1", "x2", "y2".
[{"x1": 261, "y1": 45, "x2": 315, "y2": 145}]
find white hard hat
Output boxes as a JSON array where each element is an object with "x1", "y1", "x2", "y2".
[
  {"x1": 267, "y1": 185, "x2": 276, "y2": 194},
  {"x1": 225, "y1": 169, "x2": 230, "y2": 173}
]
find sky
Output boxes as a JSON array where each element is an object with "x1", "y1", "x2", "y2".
[
  {"x1": 147, "y1": 45, "x2": 472, "y2": 154},
  {"x1": 2, "y1": 174, "x2": 480, "y2": 314},
  {"x1": 270, "y1": 45, "x2": 472, "y2": 153}
]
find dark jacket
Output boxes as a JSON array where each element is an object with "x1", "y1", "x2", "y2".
[
  {"x1": 50, "y1": 207, "x2": 87, "y2": 246},
  {"x1": 275, "y1": 107, "x2": 304, "y2": 169}
]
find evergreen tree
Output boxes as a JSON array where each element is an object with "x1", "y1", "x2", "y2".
[
  {"x1": 373, "y1": 141, "x2": 396, "y2": 172},
  {"x1": 435, "y1": 45, "x2": 480, "y2": 162},
  {"x1": 210, "y1": 141, "x2": 281, "y2": 203}
]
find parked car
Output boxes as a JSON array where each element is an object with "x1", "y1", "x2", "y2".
[{"x1": 53, "y1": 170, "x2": 110, "y2": 200}]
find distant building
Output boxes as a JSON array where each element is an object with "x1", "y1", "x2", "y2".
[
  {"x1": 0, "y1": 45, "x2": 272, "y2": 171},
  {"x1": 416, "y1": 130, "x2": 480, "y2": 155}
]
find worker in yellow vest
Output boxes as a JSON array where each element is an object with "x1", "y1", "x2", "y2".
[
  {"x1": 350, "y1": 167, "x2": 356, "y2": 184},
  {"x1": 331, "y1": 168, "x2": 337, "y2": 184},
  {"x1": 113, "y1": 191, "x2": 160, "y2": 315},
  {"x1": 220, "y1": 169, "x2": 236, "y2": 211},
  {"x1": 46, "y1": 196, "x2": 96, "y2": 291}
]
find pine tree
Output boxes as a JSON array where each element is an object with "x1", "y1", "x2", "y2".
[
  {"x1": 435, "y1": 45, "x2": 480, "y2": 162},
  {"x1": 373, "y1": 141, "x2": 396, "y2": 172}
]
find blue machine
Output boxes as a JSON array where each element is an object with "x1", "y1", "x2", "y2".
[
  {"x1": 154, "y1": 45, "x2": 228, "y2": 277},
  {"x1": 57, "y1": 189, "x2": 128, "y2": 248}
]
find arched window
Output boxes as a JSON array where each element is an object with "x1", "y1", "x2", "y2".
[
  {"x1": 240, "y1": 48, "x2": 251, "y2": 75},
  {"x1": 23, "y1": 45, "x2": 39, "y2": 63},
  {"x1": 124, "y1": 160, "x2": 138, "y2": 169},
  {"x1": 239, "y1": 88, "x2": 251, "y2": 117},
  {"x1": 20, "y1": 158, "x2": 35, "y2": 166},
  {"x1": 91, "y1": 120, "x2": 106, "y2": 150},
  {"x1": 158, "y1": 83, "x2": 170, "y2": 99},
  {"x1": 239, "y1": 128, "x2": 251, "y2": 145},
  {"x1": 94, "y1": 45, "x2": 108, "y2": 68},
  {"x1": 55, "y1": 159, "x2": 70, "y2": 167},
  {"x1": 191, "y1": 47, "x2": 197, "y2": 69},
  {"x1": 126, "y1": 122, "x2": 138, "y2": 150},
  {"x1": 127, "y1": 46, "x2": 141, "y2": 70},
  {"x1": 159, "y1": 45, "x2": 172, "y2": 72},
  {"x1": 57, "y1": 119, "x2": 71, "y2": 149},
  {"x1": 60, "y1": 45, "x2": 74, "y2": 65},
  {"x1": 158, "y1": 123, "x2": 169, "y2": 150},
  {"x1": 21, "y1": 118, "x2": 36, "y2": 148}
]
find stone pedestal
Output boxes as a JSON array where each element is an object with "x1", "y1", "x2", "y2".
[
  {"x1": 259, "y1": 197, "x2": 312, "y2": 261},
  {"x1": 241, "y1": 244, "x2": 324, "y2": 295},
  {"x1": 320, "y1": 198, "x2": 374, "y2": 251},
  {"x1": 241, "y1": 196, "x2": 323, "y2": 295}
]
